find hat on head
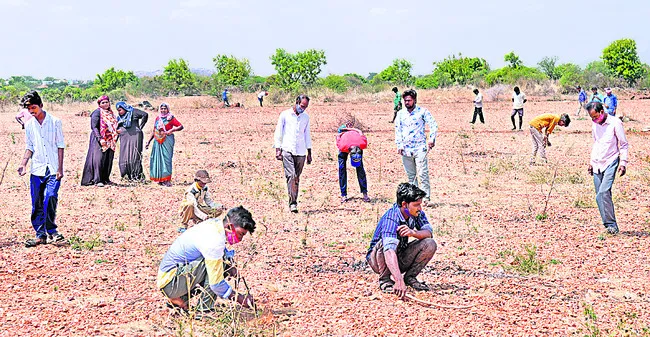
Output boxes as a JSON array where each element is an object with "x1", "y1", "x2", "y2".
[
  {"x1": 194, "y1": 170, "x2": 211, "y2": 184},
  {"x1": 605, "y1": 87, "x2": 612, "y2": 93},
  {"x1": 349, "y1": 146, "x2": 362, "y2": 168}
]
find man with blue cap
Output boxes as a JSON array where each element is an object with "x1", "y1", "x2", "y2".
[{"x1": 336, "y1": 124, "x2": 369, "y2": 203}]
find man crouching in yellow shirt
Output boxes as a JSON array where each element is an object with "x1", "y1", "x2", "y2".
[{"x1": 529, "y1": 113, "x2": 571, "y2": 165}]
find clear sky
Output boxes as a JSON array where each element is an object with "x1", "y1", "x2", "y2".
[{"x1": 1, "y1": 0, "x2": 649, "y2": 80}]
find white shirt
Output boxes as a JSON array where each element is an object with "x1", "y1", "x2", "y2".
[
  {"x1": 274, "y1": 108, "x2": 312, "y2": 156},
  {"x1": 474, "y1": 93, "x2": 483, "y2": 108},
  {"x1": 258, "y1": 91, "x2": 266, "y2": 99},
  {"x1": 512, "y1": 92, "x2": 526, "y2": 109},
  {"x1": 591, "y1": 115, "x2": 629, "y2": 173},
  {"x1": 24, "y1": 111, "x2": 65, "y2": 176}
]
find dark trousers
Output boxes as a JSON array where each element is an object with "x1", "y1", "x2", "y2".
[
  {"x1": 282, "y1": 152, "x2": 306, "y2": 205},
  {"x1": 367, "y1": 239, "x2": 437, "y2": 282},
  {"x1": 471, "y1": 107, "x2": 484, "y2": 123},
  {"x1": 338, "y1": 151, "x2": 368, "y2": 196},
  {"x1": 258, "y1": 97, "x2": 263, "y2": 107},
  {"x1": 30, "y1": 168, "x2": 61, "y2": 239}
]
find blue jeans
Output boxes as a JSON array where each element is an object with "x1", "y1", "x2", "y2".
[
  {"x1": 594, "y1": 158, "x2": 619, "y2": 228},
  {"x1": 30, "y1": 168, "x2": 61, "y2": 238},
  {"x1": 338, "y1": 151, "x2": 367, "y2": 196}
]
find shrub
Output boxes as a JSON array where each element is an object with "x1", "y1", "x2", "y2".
[
  {"x1": 431, "y1": 54, "x2": 490, "y2": 86},
  {"x1": 377, "y1": 59, "x2": 414, "y2": 85},
  {"x1": 485, "y1": 66, "x2": 548, "y2": 85},
  {"x1": 321, "y1": 74, "x2": 349, "y2": 93}
]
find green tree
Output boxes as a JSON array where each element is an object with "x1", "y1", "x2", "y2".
[
  {"x1": 377, "y1": 59, "x2": 414, "y2": 85},
  {"x1": 95, "y1": 67, "x2": 139, "y2": 92},
  {"x1": 162, "y1": 58, "x2": 197, "y2": 95},
  {"x1": 431, "y1": 54, "x2": 489, "y2": 87},
  {"x1": 504, "y1": 51, "x2": 523, "y2": 69},
  {"x1": 321, "y1": 74, "x2": 349, "y2": 93},
  {"x1": 270, "y1": 48, "x2": 327, "y2": 90},
  {"x1": 602, "y1": 38, "x2": 645, "y2": 84},
  {"x1": 537, "y1": 56, "x2": 560, "y2": 80},
  {"x1": 556, "y1": 63, "x2": 583, "y2": 92},
  {"x1": 213, "y1": 54, "x2": 252, "y2": 87}
]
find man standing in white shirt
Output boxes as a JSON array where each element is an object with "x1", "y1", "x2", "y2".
[
  {"x1": 586, "y1": 102, "x2": 628, "y2": 235},
  {"x1": 258, "y1": 91, "x2": 268, "y2": 107},
  {"x1": 17, "y1": 91, "x2": 66, "y2": 247},
  {"x1": 511, "y1": 86, "x2": 527, "y2": 131},
  {"x1": 274, "y1": 95, "x2": 313, "y2": 213},
  {"x1": 471, "y1": 88, "x2": 484, "y2": 124}
]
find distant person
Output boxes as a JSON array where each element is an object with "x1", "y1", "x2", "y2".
[
  {"x1": 586, "y1": 102, "x2": 628, "y2": 235},
  {"x1": 15, "y1": 108, "x2": 32, "y2": 129},
  {"x1": 222, "y1": 88, "x2": 230, "y2": 107},
  {"x1": 470, "y1": 88, "x2": 484, "y2": 124},
  {"x1": 257, "y1": 91, "x2": 268, "y2": 107},
  {"x1": 528, "y1": 113, "x2": 571, "y2": 165},
  {"x1": 511, "y1": 86, "x2": 527, "y2": 130},
  {"x1": 115, "y1": 101, "x2": 148, "y2": 182},
  {"x1": 603, "y1": 87, "x2": 618, "y2": 117},
  {"x1": 17, "y1": 91, "x2": 66, "y2": 247},
  {"x1": 157, "y1": 207, "x2": 257, "y2": 312},
  {"x1": 146, "y1": 103, "x2": 184, "y2": 187},
  {"x1": 390, "y1": 87, "x2": 402, "y2": 123},
  {"x1": 394, "y1": 89, "x2": 437, "y2": 205},
  {"x1": 589, "y1": 87, "x2": 604, "y2": 103},
  {"x1": 336, "y1": 124, "x2": 369, "y2": 203},
  {"x1": 274, "y1": 95, "x2": 313, "y2": 213},
  {"x1": 178, "y1": 170, "x2": 226, "y2": 233},
  {"x1": 366, "y1": 183, "x2": 437, "y2": 296},
  {"x1": 81, "y1": 95, "x2": 118, "y2": 187},
  {"x1": 576, "y1": 86, "x2": 587, "y2": 116}
]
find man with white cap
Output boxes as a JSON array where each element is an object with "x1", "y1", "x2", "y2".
[
  {"x1": 603, "y1": 87, "x2": 618, "y2": 117},
  {"x1": 178, "y1": 169, "x2": 226, "y2": 233},
  {"x1": 336, "y1": 124, "x2": 369, "y2": 203}
]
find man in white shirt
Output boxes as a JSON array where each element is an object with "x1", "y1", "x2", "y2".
[
  {"x1": 17, "y1": 91, "x2": 66, "y2": 247},
  {"x1": 274, "y1": 95, "x2": 313, "y2": 213},
  {"x1": 257, "y1": 91, "x2": 268, "y2": 107},
  {"x1": 586, "y1": 102, "x2": 628, "y2": 235},
  {"x1": 511, "y1": 86, "x2": 527, "y2": 130},
  {"x1": 471, "y1": 88, "x2": 484, "y2": 124}
]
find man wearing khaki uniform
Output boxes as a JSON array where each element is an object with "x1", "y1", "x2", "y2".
[{"x1": 178, "y1": 170, "x2": 225, "y2": 233}]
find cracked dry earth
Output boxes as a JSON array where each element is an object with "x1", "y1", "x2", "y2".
[{"x1": 1, "y1": 92, "x2": 649, "y2": 336}]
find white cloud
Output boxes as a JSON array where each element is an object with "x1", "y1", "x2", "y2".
[{"x1": 369, "y1": 7, "x2": 387, "y2": 16}]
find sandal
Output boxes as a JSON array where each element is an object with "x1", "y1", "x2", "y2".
[
  {"x1": 405, "y1": 276, "x2": 430, "y2": 291},
  {"x1": 341, "y1": 196, "x2": 348, "y2": 203},
  {"x1": 362, "y1": 194, "x2": 371, "y2": 202},
  {"x1": 49, "y1": 233, "x2": 65, "y2": 243},
  {"x1": 379, "y1": 279, "x2": 395, "y2": 293},
  {"x1": 25, "y1": 237, "x2": 47, "y2": 248}
]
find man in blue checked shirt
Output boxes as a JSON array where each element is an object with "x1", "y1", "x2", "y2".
[
  {"x1": 366, "y1": 183, "x2": 437, "y2": 298},
  {"x1": 603, "y1": 88, "x2": 618, "y2": 116},
  {"x1": 394, "y1": 89, "x2": 438, "y2": 204},
  {"x1": 576, "y1": 86, "x2": 587, "y2": 116}
]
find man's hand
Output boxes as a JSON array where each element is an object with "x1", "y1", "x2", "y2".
[
  {"x1": 307, "y1": 153, "x2": 312, "y2": 165},
  {"x1": 393, "y1": 276, "x2": 407, "y2": 299},
  {"x1": 56, "y1": 170, "x2": 64, "y2": 181},
  {"x1": 231, "y1": 292, "x2": 255, "y2": 309},
  {"x1": 619, "y1": 165, "x2": 626, "y2": 177},
  {"x1": 428, "y1": 140, "x2": 435, "y2": 149},
  {"x1": 588, "y1": 165, "x2": 594, "y2": 176},
  {"x1": 17, "y1": 165, "x2": 26, "y2": 176},
  {"x1": 275, "y1": 148, "x2": 282, "y2": 161},
  {"x1": 397, "y1": 225, "x2": 415, "y2": 238}
]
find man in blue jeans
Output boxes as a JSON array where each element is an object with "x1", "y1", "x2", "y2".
[
  {"x1": 222, "y1": 88, "x2": 230, "y2": 107},
  {"x1": 17, "y1": 91, "x2": 66, "y2": 247},
  {"x1": 586, "y1": 102, "x2": 628, "y2": 234},
  {"x1": 336, "y1": 125, "x2": 369, "y2": 203}
]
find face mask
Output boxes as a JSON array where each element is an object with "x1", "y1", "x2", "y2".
[
  {"x1": 226, "y1": 229, "x2": 241, "y2": 245},
  {"x1": 592, "y1": 113, "x2": 606, "y2": 124},
  {"x1": 403, "y1": 206, "x2": 419, "y2": 218},
  {"x1": 295, "y1": 105, "x2": 305, "y2": 114}
]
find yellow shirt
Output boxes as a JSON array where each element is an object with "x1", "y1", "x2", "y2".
[{"x1": 529, "y1": 114, "x2": 561, "y2": 134}]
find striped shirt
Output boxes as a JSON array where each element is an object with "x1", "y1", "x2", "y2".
[
  {"x1": 394, "y1": 106, "x2": 438, "y2": 154},
  {"x1": 24, "y1": 111, "x2": 65, "y2": 176},
  {"x1": 366, "y1": 204, "x2": 434, "y2": 259}
]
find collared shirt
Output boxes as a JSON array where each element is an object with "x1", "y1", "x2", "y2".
[
  {"x1": 512, "y1": 92, "x2": 526, "y2": 109},
  {"x1": 274, "y1": 108, "x2": 312, "y2": 156},
  {"x1": 366, "y1": 204, "x2": 433, "y2": 259},
  {"x1": 394, "y1": 92, "x2": 401, "y2": 109},
  {"x1": 16, "y1": 108, "x2": 32, "y2": 123},
  {"x1": 394, "y1": 105, "x2": 438, "y2": 154},
  {"x1": 529, "y1": 113, "x2": 561, "y2": 135},
  {"x1": 474, "y1": 93, "x2": 483, "y2": 108},
  {"x1": 24, "y1": 111, "x2": 65, "y2": 177},
  {"x1": 590, "y1": 93, "x2": 604, "y2": 103},
  {"x1": 222, "y1": 91, "x2": 228, "y2": 100},
  {"x1": 182, "y1": 182, "x2": 221, "y2": 220},
  {"x1": 258, "y1": 91, "x2": 266, "y2": 99},
  {"x1": 578, "y1": 90, "x2": 587, "y2": 103},
  {"x1": 591, "y1": 115, "x2": 629, "y2": 173},
  {"x1": 157, "y1": 218, "x2": 232, "y2": 299},
  {"x1": 604, "y1": 94, "x2": 618, "y2": 115}
]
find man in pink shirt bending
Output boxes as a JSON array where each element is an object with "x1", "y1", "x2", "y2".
[{"x1": 586, "y1": 102, "x2": 628, "y2": 235}]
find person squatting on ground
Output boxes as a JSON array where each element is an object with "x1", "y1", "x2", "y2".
[
  {"x1": 178, "y1": 170, "x2": 226, "y2": 233},
  {"x1": 576, "y1": 86, "x2": 587, "y2": 116},
  {"x1": 603, "y1": 87, "x2": 618, "y2": 117},
  {"x1": 336, "y1": 124, "x2": 369, "y2": 203},
  {"x1": 586, "y1": 102, "x2": 629, "y2": 235},
  {"x1": 115, "y1": 101, "x2": 148, "y2": 181},
  {"x1": 274, "y1": 95, "x2": 313, "y2": 213},
  {"x1": 17, "y1": 91, "x2": 66, "y2": 247},
  {"x1": 471, "y1": 88, "x2": 484, "y2": 124},
  {"x1": 157, "y1": 206, "x2": 256, "y2": 312},
  {"x1": 366, "y1": 183, "x2": 437, "y2": 297},
  {"x1": 258, "y1": 91, "x2": 268, "y2": 107},
  {"x1": 528, "y1": 113, "x2": 571, "y2": 165},
  {"x1": 81, "y1": 95, "x2": 118, "y2": 187},
  {"x1": 511, "y1": 86, "x2": 527, "y2": 130},
  {"x1": 389, "y1": 86, "x2": 402, "y2": 123},
  {"x1": 394, "y1": 89, "x2": 438, "y2": 204}
]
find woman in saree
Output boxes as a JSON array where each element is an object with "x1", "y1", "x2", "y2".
[
  {"x1": 81, "y1": 95, "x2": 118, "y2": 187},
  {"x1": 146, "y1": 102, "x2": 183, "y2": 186},
  {"x1": 116, "y1": 101, "x2": 148, "y2": 181}
]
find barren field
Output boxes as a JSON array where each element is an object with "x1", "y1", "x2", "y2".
[{"x1": 1, "y1": 90, "x2": 649, "y2": 336}]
